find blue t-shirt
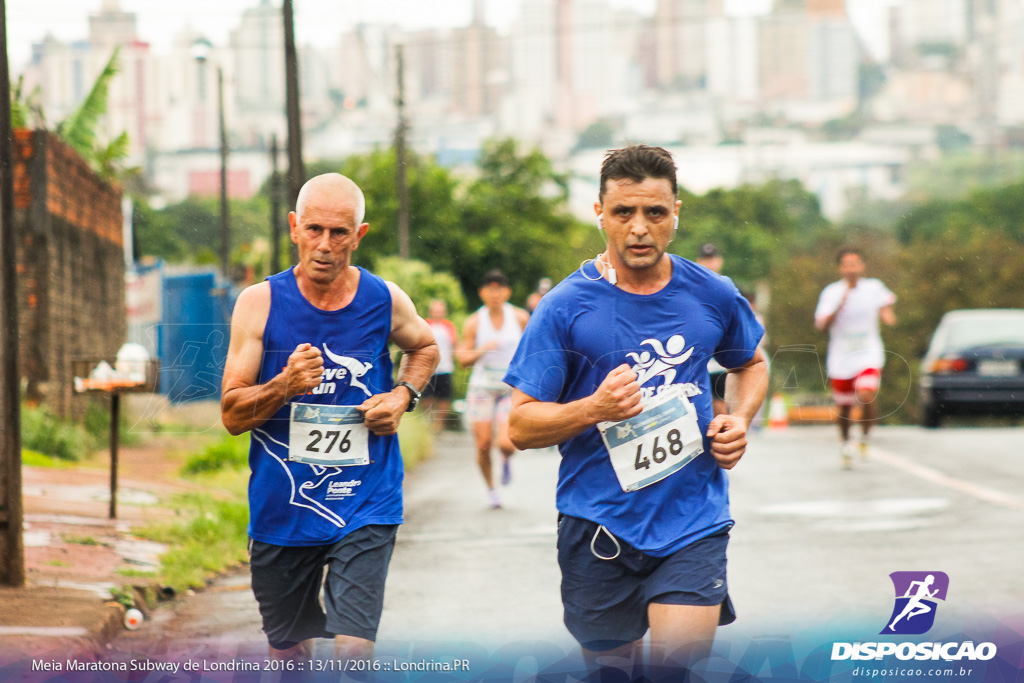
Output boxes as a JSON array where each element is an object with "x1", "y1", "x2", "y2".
[
  {"x1": 247, "y1": 267, "x2": 404, "y2": 546},
  {"x1": 504, "y1": 255, "x2": 763, "y2": 556}
]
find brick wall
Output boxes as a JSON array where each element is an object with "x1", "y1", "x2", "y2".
[{"x1": 14, "y1": 130, "x2": 126, "y2": 417}]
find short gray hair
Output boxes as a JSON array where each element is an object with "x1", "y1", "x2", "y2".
[{"x1": 295, "y1": 173, "x2": 366, "y2": 224}]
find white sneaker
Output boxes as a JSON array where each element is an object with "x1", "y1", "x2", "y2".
[
  {"x1": 487, "y1": 489, "x2": 502, "y2": 509},
  {"x1": 858, "y1": 438, "x2": 869, "y2": 460},
  {"x1": 840, "y1": 441, "x2": 855, "y2": 470}
]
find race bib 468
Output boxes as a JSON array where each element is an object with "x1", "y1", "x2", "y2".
[{"x1": 598, "y1": 390, "x2": 704, "y2": 492}]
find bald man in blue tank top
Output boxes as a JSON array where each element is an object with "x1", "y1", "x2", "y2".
[{"x1": 221, "y1": 174, "x2": 439, "y2": 663}]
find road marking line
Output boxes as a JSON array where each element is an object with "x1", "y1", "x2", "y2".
[{"x1": 871, "y1": 447, "x2": 1024, "y2": 511}]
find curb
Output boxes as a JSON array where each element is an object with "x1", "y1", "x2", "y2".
[{"x1": 94, "y1": 602, "x2": 128, "y2": 651}]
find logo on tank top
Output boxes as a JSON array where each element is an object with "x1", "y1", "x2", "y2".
[
  {"x1": 307, "y1": 344, "x2": 372, "y2": 397},
  {"x1": 626, "y1": 334, "x2": 702, "y2": 400}
]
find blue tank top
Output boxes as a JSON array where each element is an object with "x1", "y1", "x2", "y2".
[{"x1": 248, "y1": 267, "x2": 403, "y2": 546}]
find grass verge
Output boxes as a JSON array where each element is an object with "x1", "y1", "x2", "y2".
[
  {"x1": 21, "y1": 404, "x2": 99, "y2": 461},
  {"x1": 21, "y1": 449, "x2": 75, "y2": 468},
  {"x1": 180, "y1": 433, "x2": 249, "y2": 476},
  {"x1": 132, "y1": 492, "x2": 249, "y2": 595},
  {"x1": 136, "y1": 410, "x2": 433, "y2": 596}
]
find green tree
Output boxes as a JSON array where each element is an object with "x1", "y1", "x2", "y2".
[
  {"x1": 334, "y1": 148, "x2": 463, "y2": 272},
  {"x1": 374, "y1": 257, "x2": 467, "y2": 318},
  {"x1": 895, "y1": 181, "x2": 1024, "y2": 245},
  {"x1": 454, "y1": 138, "x2": 598, "y2": 306},
  {"x1": 317, "y1": 141, "x2": 597, "y2": 307},
  {"x1": 672, "y1": 179, "x2": 833, "y2": 287},
  {"x1": 132, "y1": 201, "x2": 190, "y2": 262},
  {"x1": 133, "y1": 194, "x2": 274, "y2": 271},
  {"x1": 574, "y1": 120, "x2": 615, "y2": 152}
]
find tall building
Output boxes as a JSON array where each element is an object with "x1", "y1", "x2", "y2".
[
  {"x1": 403, "y1": 17, "x2": 504, "y2": 120},
  {"x1": 24, "y1": 2, "x2": 163, "y2": 158},
  {"x1": 760, "y1": 11, "x2": 808, "y2": 100},
  {"x1": 654, "y1": 0, "x2": 724, "y2": 90},
  {"x1": 900, "y1": 0, "x2": 969, "y2": 47},
  {"x1": 773, "y1": 0, "x2": 805, "y2": 13},
  {"x1": 706, "y1": 16, "x2": 759, "y2": 103},
  {"x1": 88, "y1": 0, "x2": 138, "y2": 49},
  {"x1": 759, "y1": 0, "x2": 858, "y2": 108},
  {"x1": 806, "y1": 14, "x2": 859, "y2": 103},
  {"x1": 451, "y1": 2, "x2": 504, "y2": 118},
  {"x1": 508, "y1": 0, "x2": 560, "y2": 135},
  {"x1": 230, "y1": 0, "x2": 285, "y2": 116},
  {"x1": 807, "y1": 0, "x2": 846, "y2": 16},
  {"x1": 775, "y1": 0, "x2": 846, "y2": 16}
]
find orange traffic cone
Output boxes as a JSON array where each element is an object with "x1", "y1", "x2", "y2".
[{"x1": 768, "y1": 394, "x2": 788, "y2": 431}]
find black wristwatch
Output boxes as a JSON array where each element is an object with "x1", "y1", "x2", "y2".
[{"x1": 395, "y1": 381, "x2": 422, "y2": 412}]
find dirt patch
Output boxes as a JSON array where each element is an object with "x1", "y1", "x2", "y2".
[{"x1": 19, "y1": 434, "x2": 223, "y2": 594}]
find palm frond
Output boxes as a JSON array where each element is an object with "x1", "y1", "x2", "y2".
[
  {"x1": 57, "y1": 48, "x2": 120, "y2": 158},
  {"x1": 26, "y1": 84, "x2": 47, "y2": 129},
  {"x1": 94, "y1": 131, "x2": 131, "y2": 181},
  {"x1": 11, "y1": 75, "x2": 27, "y2": 129}
]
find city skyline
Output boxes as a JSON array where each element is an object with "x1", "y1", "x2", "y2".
[
  {"x1": 7, "y1": 0, "x2": 908, "y2": 67},
  {"x1": 11, "y1": 0, "x2": 1016, "y2": 224}
]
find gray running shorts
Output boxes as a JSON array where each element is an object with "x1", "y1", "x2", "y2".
[{"x1": 249, "y1": 524, "x2": 397, "y2": 649}]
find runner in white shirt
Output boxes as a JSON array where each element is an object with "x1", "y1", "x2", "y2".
[
  {"x1": 815, "y1": 248, "x2": 896, "y2": 468},
  {"x1": 456, "y1": 270, "x2": 530, "y2": 509}
]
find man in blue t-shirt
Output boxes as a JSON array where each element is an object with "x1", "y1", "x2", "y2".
[{"x1": 506, "y1": 145, "x2": 767, "y2": 669}]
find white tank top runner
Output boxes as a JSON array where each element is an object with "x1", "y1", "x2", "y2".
[{"x1": 469, "y1": 303, "x2": 522, "y2": 390}]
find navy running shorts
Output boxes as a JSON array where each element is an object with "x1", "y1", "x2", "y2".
[
  {"x1": 250, "y1": 524, "x2": 397, "y2": 649},
  {"x1": 423, "y1": 373, "x2": 453, "y2": 400},
  {"x1": 557, "y1": 515, "x2": 735, "y2": 652}
]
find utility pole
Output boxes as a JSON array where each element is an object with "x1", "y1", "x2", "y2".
[
  {"x1": 218, "y1": 67, "x2": 230, "y2": 279},
  {"x1": 269, "y1": 133, "x2": 281, "y2": 273},
  {"x1": 283, "y1": 0, "x2": 304, "y2": 210},
  {"x1": 394, "y1": 43, "x2": 410, "y2": 260},
  {"x1": 0, "y1": 0, "x2": 25, "y2": 587}
]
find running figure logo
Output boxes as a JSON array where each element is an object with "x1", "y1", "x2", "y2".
[
  {"x1": 627, "y1": 334, "x2": 695, "y2": 387},
  {"x1": 881, "y1": 571, "x2": 949, "y2": 635}
]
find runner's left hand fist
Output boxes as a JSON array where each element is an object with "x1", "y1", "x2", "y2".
[
  {"x1": 706, "y1": 414, "x2": 748, "y2": 470},
  {"x1": 357, "y1": 390, "x2": 407, "y2": 435}
]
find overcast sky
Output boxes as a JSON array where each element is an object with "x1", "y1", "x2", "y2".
[{"x1": 5, "y1": 0, "x2": 895, "y2": 69}]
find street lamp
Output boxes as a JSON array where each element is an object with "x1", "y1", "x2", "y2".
[{"x1": 191, "y1": 37, "x2": 230, "y2": 280}]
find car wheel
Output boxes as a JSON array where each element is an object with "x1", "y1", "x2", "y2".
[{"x1": 921, "y1": 402, "x2": 941, "y2": 429}]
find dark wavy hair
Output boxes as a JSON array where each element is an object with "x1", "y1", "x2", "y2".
[{"x1": 599, "y1": 145, "x2": 678, "y2": 201}]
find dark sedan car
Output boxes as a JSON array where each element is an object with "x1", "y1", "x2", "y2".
[{"x1": 918, "y1": 309, "x2": 1024, "y2": 427}]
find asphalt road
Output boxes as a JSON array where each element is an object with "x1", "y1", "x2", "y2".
[{"x1": 111, "y1": 424, "x2": 1024, "y2": 659}]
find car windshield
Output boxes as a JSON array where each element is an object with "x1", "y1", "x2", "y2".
[{"x1": 943, "y1": 315, "x2": 1024, "y2": 351}]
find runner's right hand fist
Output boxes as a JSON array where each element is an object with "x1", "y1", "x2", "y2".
[
  {"x1": 285, "y1": 343, "x2": 323, "y2": 398},
  {"x1": 587, "y1": 364, "x2": 642, "y2": 423}
]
